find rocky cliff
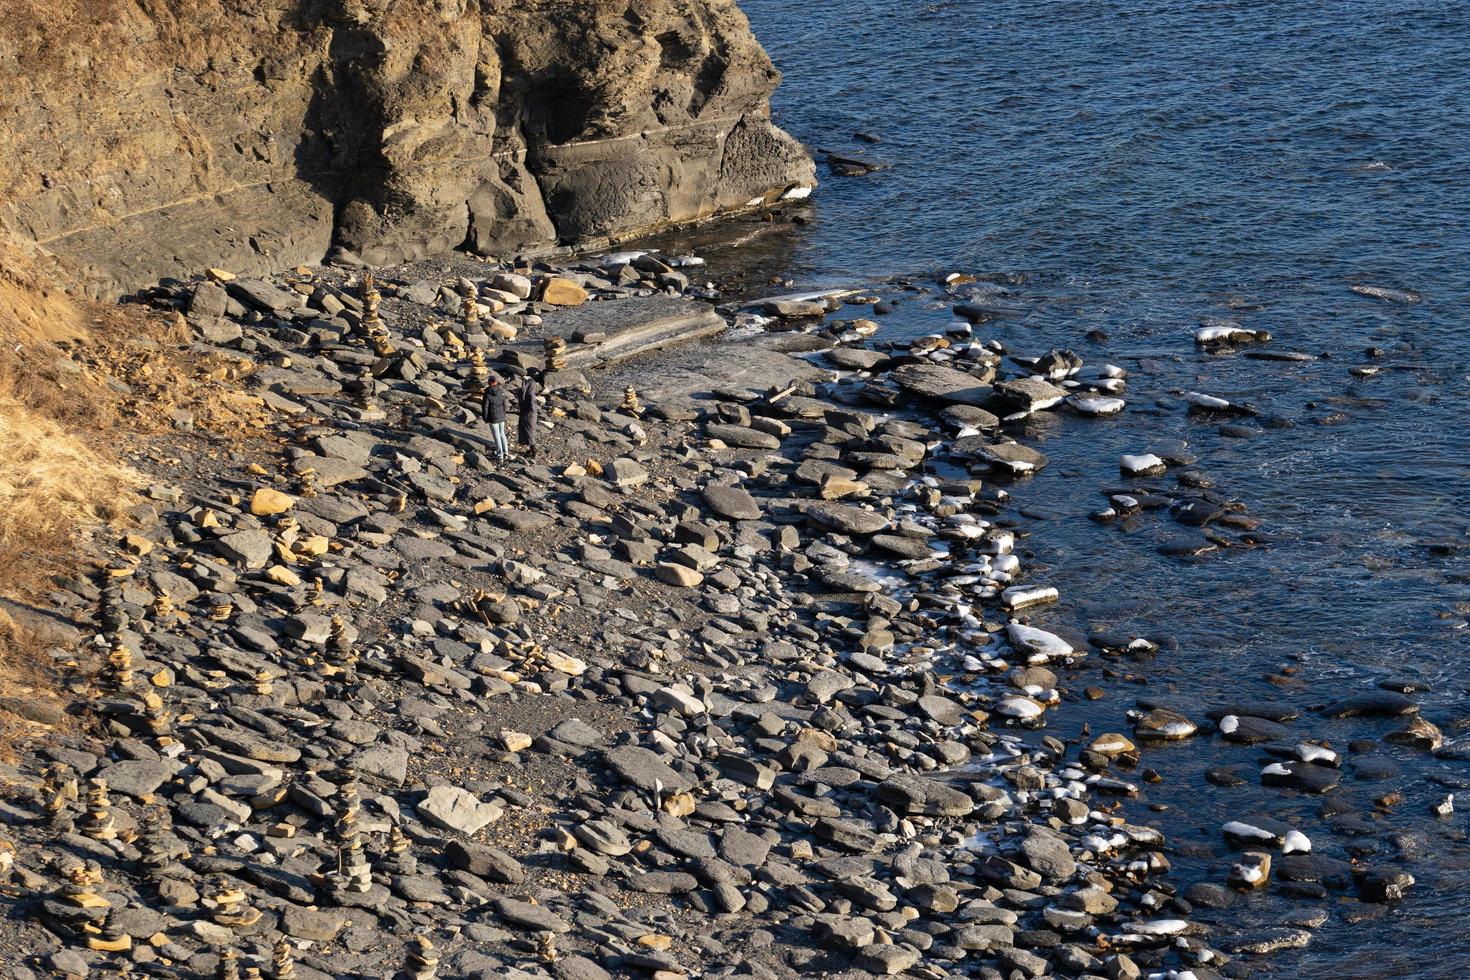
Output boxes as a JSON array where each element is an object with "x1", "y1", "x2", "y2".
[{"x1": 0, "y1": 0, "x2": 814, "y2": 298}]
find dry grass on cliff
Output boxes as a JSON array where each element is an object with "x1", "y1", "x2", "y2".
[
  {"x1": 0, "y1": 236, "x2": 271, "y2": 749},
  {"x1": 0, "y1": 608, "x2": 74, "y2": 757},
  {"x1": 0, "y1": 240, "x2": 266, "y2": 604},
  {"x1": 0, "y1": 242, "x2": 140, "y2": 596}
]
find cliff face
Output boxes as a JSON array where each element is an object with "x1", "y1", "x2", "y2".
[{"x1": 0, "y1": 0, "x2": 814, "y2": 297}]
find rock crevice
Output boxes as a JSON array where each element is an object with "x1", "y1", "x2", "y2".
[{"x1": 0, "y1": 0, "x2": 814, "y2": 297}]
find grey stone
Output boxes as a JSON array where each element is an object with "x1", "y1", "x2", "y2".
[
  {"x1": 351, "y1": 744, "x2": 410, "y2": 786},
  {"x1": 604, "y1": 745, "x2": 692, "y2": 792},
  {"x1": 807, "y1": 502, "x2": 890, "y2": 535},
  {"x1": 702, "y1": 483, "x2": 762, "y2": 521},
  {"x1": 96, "y1": 759, "x2": 175, "y2": 799},
  {"x1": 418, "y1": 785, "x2": 502, "y2": 834},
  {"x1": 493, "y1": 897, "x2": 570, "y2": 933}
]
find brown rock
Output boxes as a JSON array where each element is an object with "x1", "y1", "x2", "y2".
[
  {"x1": 249, "y1": 488, "x2": 294, "y2": 517},
  {"x1": 540, "y1": 277, "x2": 589, "y2": 307}
]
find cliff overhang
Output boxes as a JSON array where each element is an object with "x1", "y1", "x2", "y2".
[{"x1": 0, "y1": 0, "x2": 815, "y2": 298}]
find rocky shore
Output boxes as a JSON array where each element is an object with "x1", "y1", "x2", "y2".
[{"x1": 0, "y1": 242, "x2": 1446, "y2": 980}]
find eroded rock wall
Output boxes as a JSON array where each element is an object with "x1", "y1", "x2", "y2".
[{"x1": 0, "y1": 0, "x2": 813, "y2": 297}]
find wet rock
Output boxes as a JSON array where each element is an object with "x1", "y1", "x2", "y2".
[
  {"x1": 1228, "y1": 851, "x2": 1271, "y2": 890},
  {"x1": 891, "y1": 363, "x2": 992, "y2": 406},
  {"x1": 1261, "y1": 761, "x2": 1340, "y2": 794},
  {"x1": 1120, "y1": 453, "x2": 1167, "y2": 477},
  {"x1": 994, "y1": 376, "x2": 1067, "y2": 412},
  {"x1": 1222, "y1": 817, "x2": 1294, "y2": 848},
  {"x1": 826, "y1": 348, "x2": 891, "y2": 371},
  {"x1": 1224, "y1": 928, "x2": 1311, "y2": 954},
  {"x1": 806, "y1": 502, "x2": 890, "y2": 535},
  {"x1": 1352, "y1": 875, "x2": 1411, "y2": 905},
  {"x1": 959, "y1": 439, "x2": 1048, "y2": 474},
  {"x1": 1384, "y1": 715, "x2": 1442, "y2": 751},
  {"x1": 1324, "y1": 692, "x2": 1418, "y2": 718},
  {"x1": 1218, "y1": 714, "x2": 1291, "y2": 744},
  {"x1": 1131, "y1": 707, "x2": 1197, "y2": 741},
  {"x1": 876, "y1": 773, "x2": 975, "y2": 817}
]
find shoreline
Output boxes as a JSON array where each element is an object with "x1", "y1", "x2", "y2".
[{"x1": 0, "y1": 243, "x2": 1437, "y2": 979}]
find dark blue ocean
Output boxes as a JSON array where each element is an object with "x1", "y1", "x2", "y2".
[{"x1": 730, "y1": 1, "x2": 1470, "y2": 974}]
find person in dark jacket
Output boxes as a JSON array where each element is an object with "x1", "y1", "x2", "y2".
[
  {"x1": 517, "y1": 375, "x2": 540, "y2": 458},
  {"x1": 481, "y1": 377, "x2": 509, "y2": 461}
]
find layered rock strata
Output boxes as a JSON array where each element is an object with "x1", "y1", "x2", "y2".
[{"x1": 0, "y1": 0, "x2": 814, "y2": 297}]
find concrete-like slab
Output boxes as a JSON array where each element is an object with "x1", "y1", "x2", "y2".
[
  {"x1": 604, "y1": 335, "x2": 827, "y2": 407},
  {"x1": 516, "y1": 295, "x2": 725, "y2": 369}
]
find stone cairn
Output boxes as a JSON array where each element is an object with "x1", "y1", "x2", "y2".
[
  {"x1": 43, "y1": 859, "x2": 110, "y2": 940},
  {"x1": 98, "y1": 581, "x2": 127, "y2": 633},
  {"x1": 89, "y1": 908, "x2": 132, "y2": 952},
  {"x1": 216, "y1": 947, "x2": 241, "y2": 980},
  {"x1": 328, "y1": 614, "x2": 358, "y2": 679},
  {"x1": 620, "y1": 384, "x2": 642, "y2": 416},
  {"x1": 381, "y1": 821, "x2": 415, "y2": 876},
  {"x1": 139, "y1": 805, "x2": 187, "y2": 878},
  {"x1": 295, "y1": 467, "x2": 319, "y2": 499},
  {"x1": 204, "y1": 875, "x2": 261, "y2": 932},
  {"x1": 102, "y1": 636, "x2": 134, "y2": 693},
  {"x1": 401, "y1": 935, "x2": 439, "y2": 980},
  {"x1": 537, "y1": 931, "x2": 559, "y2": 965},
  {"x1": 209, "y1": 598, "x2": 234, "y2": 622},
  {"x1": 57, "y1": 859, "x2": 109, "y2": 911},
  {"x1": 359, "y1": 273, "x2": 395, "y2": 356},
  {"x1": 458, "y1": 281, "x2": 480, "y2": 328},
  {"x1": 150, "y1": 590, "x2": 175, "y2": 623},
  {"x1": 543, "y1": 336, "x2": 567, "y2": 372},
  {"x1": 41, "y1": 762, "x2": 77, "y2": 830},
  {"x1": 140, "y1": 689, "x2": 173, "y2": 738},
  {"x1": 79, "y1": 778, "x2": 117, "y2": 842},
  {"x1": 272, "y1": 938, "x2": 296, "y2": 979},
  {"x1": 466, "y1": 347, "x2": 490, "y2": 398},
  {"x1": 331, "y1": 770, "x2": 373, "y2": 894},
  {"x1": 350, "y1": 366, "x2": 380, "y2": 414}
]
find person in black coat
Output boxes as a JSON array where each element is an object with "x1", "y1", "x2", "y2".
[
  {"x1": 481, "y1": 377, "x2": 509, "y2": 461},
  {"x1": 517, "y1": 376, "x2": 540, "y2": 458}
]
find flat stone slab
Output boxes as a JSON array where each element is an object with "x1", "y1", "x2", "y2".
[
  {"x1": 418, "y1": 785, "x2": 503, "y2": 834},
  {"x1": 806, "y1": 503, "x2": 891, "y2": 535},
  {"x1": 703, "y1": 483, "x2": 762, "y2": 520},
  {"x1": 625, "y1": 340, "x2": 826, "y2": 408},
  {"x1": 512, "y1": 296, "x2": 725, "y2": 368},
  {"x1": 891, "y1": 363, "x2": 993, "y2": 406},
  {"x1": 604, "y1": 745, "x2": 693, "y2": 792}
]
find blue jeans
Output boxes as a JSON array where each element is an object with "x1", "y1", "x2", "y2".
[{"x1": 490, "y1": 422, "x2": 508, "y2": 460}]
